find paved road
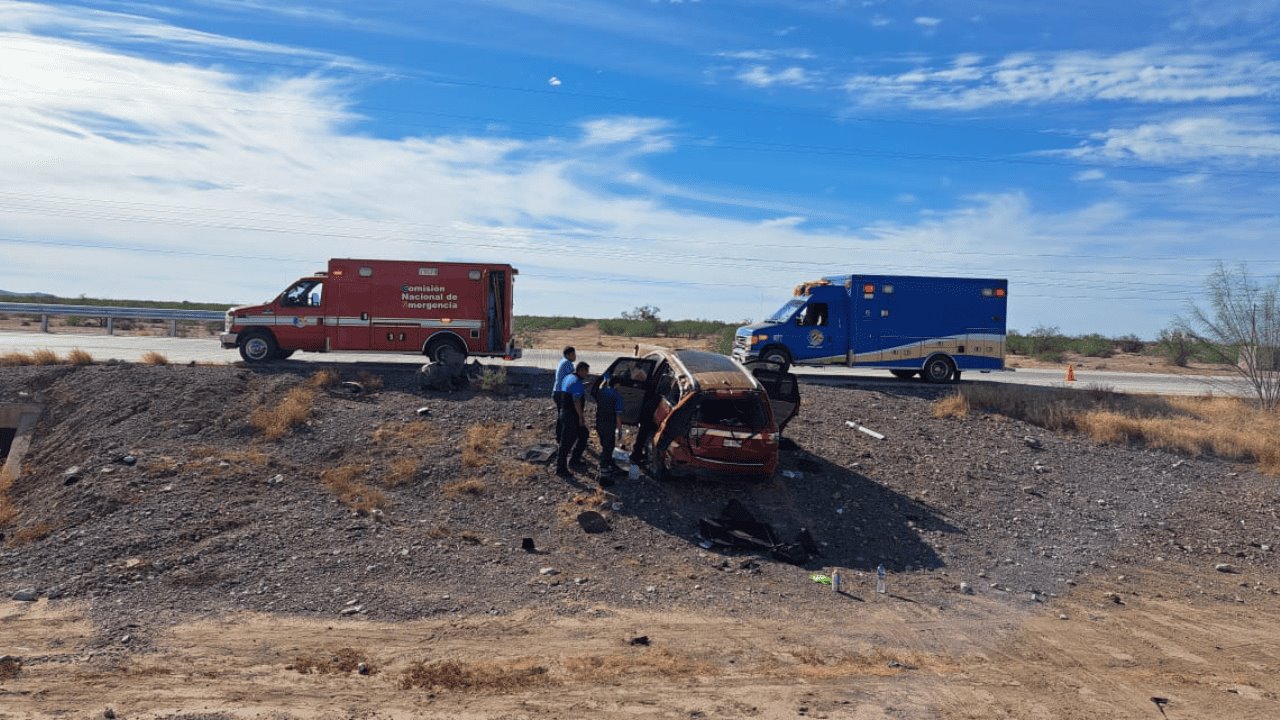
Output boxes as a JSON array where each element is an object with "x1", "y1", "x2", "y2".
[{"x1": 0, "y1": 329, "x2": 1252, "y2": 397}]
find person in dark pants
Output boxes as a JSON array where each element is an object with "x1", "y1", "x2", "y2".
[
  {"x1": 555, "y1": 361, "x2": 590, "y2": 478},
  {"x1": 628, "y1": 369, "x2": 660, "y2": 466},
  {"x1": 552, "y1": 346, "x2": 576, "y2": 439},
  {"x1": 594, "y1": 375, "x2": 625, "y2": 482}
]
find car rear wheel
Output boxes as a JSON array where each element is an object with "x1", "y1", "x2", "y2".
[
  {"x1": 922, "y1": 355, "x2": 956, "y2": 384},
  {"x1": 239, "y1": 330, "x2": 278, "y2": 363}
]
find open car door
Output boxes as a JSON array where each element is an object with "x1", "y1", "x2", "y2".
[
  {"x1": 747, "y1": 363, "x2": 801, "y2": 432},
  {"x1": 597, "y1": 356, "x2": 658, "y2": 426}
]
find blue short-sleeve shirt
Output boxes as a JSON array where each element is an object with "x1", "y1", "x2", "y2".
[
  {"x1": 559, "y1": 373, "x2": 585, "y2": 400},
  {"x1": 553, "y1": 357, "x2": 574, "y2": 395}
]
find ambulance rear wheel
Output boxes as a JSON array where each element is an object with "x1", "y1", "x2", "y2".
[
  {"x1": 239, "y1": 330, "x2": 278, "y2": 363},
  {"x1": 425, "y1": 336, "x2": 466, "y2": 365},
  {"x1": 922, "y1": 355, "x2": 956, "y2": 384}
]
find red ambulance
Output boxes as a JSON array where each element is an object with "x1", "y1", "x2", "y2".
[{"x1": 220, "y1": 259, "x2": 519, "y2": 363}]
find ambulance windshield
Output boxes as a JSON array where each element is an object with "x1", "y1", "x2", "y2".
[
  {"x1": 766, "y1": 299, "x2": 804, "y2": 323},
  {"x1": 282, "y1": 280, "x2": 323, "y2": 307}
]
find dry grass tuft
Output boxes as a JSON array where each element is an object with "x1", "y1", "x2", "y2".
[
  {"x1": 400, "y1": 659, "x2": 551, "y2": 693},
  {"x1": 476, "y1": 366, "x2": 508, "y2": 393},
  {"x1": 0, "y1": 351, "x2": 33, "y2": 367},
  {"x1": 562, "y1": 648, "x2": 716, "y2": 681},
  {"x1": 932, "y1": 392, "x2": 970, "y2": 419},
  {"x1": 0, "y1": 466, "x2": 17, "y2": 526},
  {"x1": 442, "y1": 477, "x2": 488, "y2": 498},
  {"x1": 66, "y1": 348, "x2": 94, "y2": 365},
  {"x1": 372, "y1": 421, "x2": 438, "y2": 450},
  {"x1": 500, "y1": 461, "x2": 538, "y2": 483},
  {"x1": 7, "y1": 521, "x2": 57, "y2": 547},
  {"x1": 249, "y1": 386, "x2": 317, "y2": 441},
  {"x1": 461, "y1": 422, "x2": 512, "y2": 467},
  {"x1": 291, "y1": 647, "x2": 376, "y2": 675},
  {"x1": 384, "y1": 457, "x2": 420, "y2": 487},
  {"x1": 938, "y1": 385, "x2": 1280, "y2": 475},
  {"x1": 140, "y1": 351, "x2": 170, "y2": 366},
  {"x1": 321, "y1": 465, "x2": 390, "y2": 513},
  {"x1": 355, "y1": 370, "x2": 384, "y2": 391},
  {"x1": 308, "y1": 369, "x2": 341, "y2": 387},
  {"x1": 29, "y1": 349, "x2": 62, "y2": 365}
]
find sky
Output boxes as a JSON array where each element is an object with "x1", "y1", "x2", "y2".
[{"x1": 1, "y1": 0, "x2": 1279, "y2": 337}]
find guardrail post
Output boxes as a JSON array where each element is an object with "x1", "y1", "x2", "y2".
[
  {"x1": 41, "y1": 315, "x2": 49, "y2": 333},
  {"x1": 168, "y1": 319, "x2": 178, "y2": 337},
  {"x1": 106, "y1": 317, "x2": 114, "y2": 335}
]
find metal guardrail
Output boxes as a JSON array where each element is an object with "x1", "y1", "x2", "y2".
[{"x1": 0, "y1": 302, "x2": 228, "y2": 336}]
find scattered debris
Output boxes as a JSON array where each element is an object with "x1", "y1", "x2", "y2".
[
  {"x1": 629, "y1": 635, "x2": 650, "y2": 646},
  {"x1": 844, "y1": 420, "x2": 885, "y2": 440},
  {"x1": 11, "y1": 588, "x2": 38, "y2": 602},
  {"x1": 521, "y1": 537, "x2": 537, "y2": 553},
  {"x1": 1215, "y1": 563, "x2": 1240, "y2": 574},
  {"x1": 0, "y1": 655, "x2": 20, "y2": 680},
  {"x1": 539, "y1": 567, "x2": 559, "y2": 576},
  {"x1": 415, "y1": 406, "x2": 431, "y2": 417},
  {"x1": 698, "y1": 500, "x2": 816, "y2": 565},
  {"x1": 338, "y1": 381, "x2": 364, "y2": 395},
  {"x1": 520, "y1": 445, "x2": 557, "y2": 464},
  {"x1": 959, "y1": 582, "x2": 974, "y2": 595},
  {"x1": 1023, "y1": 436, "x2": 1042, "y2": 450}
]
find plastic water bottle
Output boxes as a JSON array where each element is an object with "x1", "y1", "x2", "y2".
[
  {"x1": 876, "y1": 564, "x2": 886, "y2": 594},
  {"x1": 831, "y1": 567, "x2": 842, "y2": 594}
]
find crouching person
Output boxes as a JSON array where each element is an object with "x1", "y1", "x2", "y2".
[{"x1": 595, "y1": 375, "x2": 625, "y2": 484}]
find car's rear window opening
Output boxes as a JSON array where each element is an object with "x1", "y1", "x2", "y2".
[{"x1": 697, "y1": 396, "x2": 768, "y2": 430}]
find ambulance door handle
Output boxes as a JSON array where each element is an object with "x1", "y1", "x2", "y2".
[{"x1": 361, "y1": 312, "x2": 368, "y2": 321}]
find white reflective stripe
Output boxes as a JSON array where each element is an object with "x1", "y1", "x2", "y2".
[
  {"x1": 371, "y1": 318, "x2": 483, "y2": 329},
  {"x1": 326, "y1": 317, "x2": 371, "y2": 327}
]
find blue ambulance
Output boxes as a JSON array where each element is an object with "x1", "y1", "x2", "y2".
[{"x1": 732, "y1": 274, "x2": 1008, "y2": 383}]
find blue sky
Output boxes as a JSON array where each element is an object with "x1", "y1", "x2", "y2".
[{"x1": 2, "y1": 0, "x2": 1279, "y2": 337}]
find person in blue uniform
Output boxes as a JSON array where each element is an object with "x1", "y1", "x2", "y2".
[
  {"x1": 552, "y1": 346, "x2": 576, "y2": 438},
  {"x1": 594, "y1": 375, "x2": 625, "y2": 483},
  {"x1": 555, "y1": 361, "x2": 591, "y2": 478}
]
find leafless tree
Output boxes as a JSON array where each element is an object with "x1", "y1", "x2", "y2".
[{"x1": 1179, "y1": 263, "x2": 1280, "y2": 409}]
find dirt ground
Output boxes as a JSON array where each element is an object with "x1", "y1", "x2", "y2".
[
  {"x1": 0, "y1": 346, "x2": 1270, "y2": 718},
  {"x1": 5, "y1": 561, "x2": 1279, "y2": 719}
]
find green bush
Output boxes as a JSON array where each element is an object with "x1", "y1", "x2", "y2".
[
  {"x1": 1074, "y1": 334, "x2": 1114, "y2": 358},
  {"x1": 666, "y1": 319, "x2": 733, "y2": 339},
  {"x1": 514, "y1": 315, "x2": 589, "y2": 333},
  {"x1": 599, "y1": 319, "x2": 659, "y2": 336},
  {"x1": 709, "y1": 326, "x2": 737, "y2": 355}
]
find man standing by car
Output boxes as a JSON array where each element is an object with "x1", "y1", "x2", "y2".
[
  {"x1": 594, "y1": 374, "x2": 625, "y2": 484},
  {"x1": 556, "y1": 361, "x2": 591, "y2": 478},
  {"x1": 552, "y1": 346, "x2": 576, "y2": 438}
]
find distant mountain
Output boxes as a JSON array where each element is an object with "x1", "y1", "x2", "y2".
[{"x1": 0, "y1": 290, "x2": 57, "y2": 298}]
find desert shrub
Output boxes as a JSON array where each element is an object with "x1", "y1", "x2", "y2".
[
  {"x1": 0, "y1": 466, "x2": 17, "y2": 525},
  {"x1": 476, "y1": 366, "x2": 507, "y2": 393},
  {"x1": 28, "y1": 349, "x2": 61, "y2": 365},
  {"x1": 1075, "y1": 334, "x2": 1114, "y2": 358},
  {"x1": 384, "y1": 458, "x2": 419, "y2": 487},
  {"x1": 355, "y1": 370, "x2": 384, "y2": 390},
  {"x1": 66, "y1": 348, "x2": 93, "y2": 365},
  {"x1": 514, "y1": 316, "x2": 589, "y2": 333},
  {"x1": 709, "y1": 326, "x2": 737, "y2": 355},
  {"x1": 140, "y1": 351, "x2": 170, "y2": 366},
  {"x1": 666, "y1": 319, "x2": 732, "y2": 339},
  {"x1": 249, "y1": 386, "x2": 316, "y2": 440},
  {"x1": 64, "y1": 315, "x2": 85, "y2": 327},
  {"x1": 1115, "y1": 334, "x2": 1144, "y2": 354},
  {"x1": 599, "y1": 319, "x2": 659, "y2": 336},
  {"x1": 7, "y1": 521, "x2": 56, "y2": 546}
]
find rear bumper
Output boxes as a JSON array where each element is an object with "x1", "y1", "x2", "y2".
[{"x1": 219, "y1": 332, "x2": 238, "y2": 349}]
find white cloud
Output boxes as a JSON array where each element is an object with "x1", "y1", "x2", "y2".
[
  {"x1": 844, "y1": 47, "x2": 1280, "y2": 109},
  {"x1": 870, "y1": 15, "x2": 891, "y2": 27},
  {"x1": 716, "y1": 48, "x2": 815, "y2": 61},
  {"x1": 579, "y1": 116, "x2": 673, "y2": 152},
  {"x1": 1073, "y1": 169, "x2": 1106, "y2": 182},
  {"x1": 548, "y1": 75, "x2": 562, "y2": 86},
  {"x1": 736, "y1": 65, "x2": 815, "y2": 88},
  {"x1": 1064, "y1": 116, "x2": 1280, "y2": 163},
  {"x1": 914, "y1": 16, "x2": 942, "y2": 27}
]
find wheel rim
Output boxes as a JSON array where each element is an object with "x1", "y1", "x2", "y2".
[
  {"x1": 245, "y1": 337, "x2": 269, "y2": 360},
  {"x1": 926, "y1": 359, "x2": 949, "y2": 382}
]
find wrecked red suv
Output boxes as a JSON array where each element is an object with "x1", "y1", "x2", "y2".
[{"x1": 600, "y1": 349, "x2": 799, "y2": 479}]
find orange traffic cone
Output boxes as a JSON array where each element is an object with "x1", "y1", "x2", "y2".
[{"x1": 1065, "y1": 364, "x2": 1076, "y2": 382}]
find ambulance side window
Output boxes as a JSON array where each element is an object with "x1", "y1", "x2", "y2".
[{"x1": 282, "y1": 280, "x2": 323, "y2": 307}]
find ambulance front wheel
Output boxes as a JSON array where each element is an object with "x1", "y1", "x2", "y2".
[
  {"x1": 239, "y1": 330, "x2": 279, "y2": 363},
  {"x1": 760, "y1": 346, "x2": 792, "y2": 373},
  {"x1": 922, "y1": 355, "x2": 957, "y2": 384}
]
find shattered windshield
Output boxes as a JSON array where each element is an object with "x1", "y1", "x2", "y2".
[{"x1": 766, "y1": 299, "x2": 804, "y2": 324}]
